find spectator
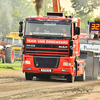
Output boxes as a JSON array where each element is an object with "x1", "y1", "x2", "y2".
[
  {"x1": 93, "y1": 31, "x2": 100, "y2": 39},
  {"x1": 93, "y1": 33, "x2": 98, "y2": 39},
  {"x1": 98, "y1": 31, "x2": 100, "y2": 38},
  {"x1": 61, "y1": 28, "x2": 67, "y2": 37}
]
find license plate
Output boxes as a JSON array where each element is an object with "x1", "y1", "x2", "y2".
[{"x1": 40, "y1": 69, "x2": 52, "y2": 72}]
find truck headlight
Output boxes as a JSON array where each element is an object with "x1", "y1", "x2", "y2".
[
  {"x1": 63, "y1": 62, "x2": 71, "y2": 66},
  {"x1": 23, "y1": 61, "x2": 30, "y2": 64}
]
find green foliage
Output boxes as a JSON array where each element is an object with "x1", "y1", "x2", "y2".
[
  {"x1": 80, "y1": 12, "x2": 95, "y2": 29},
  {"x1": 0, "y1": 61, "x2": 22, "y2": 70},
  {"x1": 40, "y1": 0, "x2": 53, "y2": 15},
  {"x1": 0, "y1": 0, "x2": 36, "y2": 36},
  {"x1": 0, "y1": 0, "x2": 97, "y2": 35},
  {"x1": 0, "y1": 0, "x2": 54, "y2": 36},
  {"x1": 70, "y1": 0, "x2": 100, "y2": 29},
  {"x1": 61, "y1": 7, "x2": 75, "y2": 16},
  {"x1": 61, "y1": 6, "x2": 95, "y2": 29},
  {"x1": 70, "y1": 0, "x2": 100, "y2": 15}
]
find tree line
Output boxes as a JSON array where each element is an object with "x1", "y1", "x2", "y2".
[{"x1": 0, "y1": 0, "x2": 99, "y2": 36}]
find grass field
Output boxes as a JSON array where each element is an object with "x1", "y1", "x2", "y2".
[{"x1": 0, "y1": 60, "x2": 22, "y2": 71}]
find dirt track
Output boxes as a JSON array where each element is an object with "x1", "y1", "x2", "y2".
[{"x1": 0, "y1": 70, "x2": 100, "y2": 100}]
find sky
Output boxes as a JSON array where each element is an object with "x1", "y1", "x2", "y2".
[{"x1": 60, "y1": 0, "x2": 100, "y2": 17}]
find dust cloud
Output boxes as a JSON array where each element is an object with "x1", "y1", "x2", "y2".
[
  {"x1": 0, "y1": 0, "x2": 13, "y2": 31},
  {"x1": 32, "y1": 0, "x2": 43, "y2": 16}
]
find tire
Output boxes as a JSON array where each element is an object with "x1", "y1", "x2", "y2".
[
  {"x1": 76, "y1": 67, "x2": 86, "y2": 81},
  {"x1": 5, "y1": 47, "x2": 15, "y2": 63},
  {"x1": 2, "y1": 55, "x2": 5, "y2": 63},
  {"x1": 25, "y1": 72, "x2": 33, "y2": 80},
  {"x1": 67, "y1": 75, "x2": 75, "y2": 83},
  {"x1": 14, "y1": 56, "x2": 16, "y2": 62},
  {"x1": 67, "y1": 64, "x2": 75, "y2": 83},
  {"x1": 82, "y1": 67, "x2": 86, "y2": 81},
  {"x1": 78, "y1": 67, "x2": 86, "y2": 81}
]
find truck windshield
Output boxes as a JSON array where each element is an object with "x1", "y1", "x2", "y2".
[
  {"x1": 6, "y1": 38, "x2": 13, "y2": 44},
  {"x1": 6, "y1": 38, "x2": 22, "y2": 46},
  {"x1": 14, "y1": 39, "x2": 22, "y2": 46},
  {"x1": 25, "y1": 22, "x2": 71, "y2": 39}
]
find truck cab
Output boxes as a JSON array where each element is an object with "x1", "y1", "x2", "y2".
[{"x1": 19, "y1": 13, "x2": 85, "y2": 82}]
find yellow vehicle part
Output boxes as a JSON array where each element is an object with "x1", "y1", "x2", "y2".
[
  {"x1": 6, "y1": 35, "x2": 23, "y2": 39},
  {"x1": 14, "y1": 47, "x2": 21, "y2": 50},
  {"x1": 95, "y1": 18, "x2": 100, "y2": 22},
  {"x1": 14, "y1": 47, "x2": 21, "y2": 54},
  {"x1": 7, "y1": 32, "x2": 23, "y2": 39}
]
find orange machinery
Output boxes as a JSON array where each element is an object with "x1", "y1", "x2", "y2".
[{"x1": 52, "y1": 0, "x2": 61, "y2": 12}]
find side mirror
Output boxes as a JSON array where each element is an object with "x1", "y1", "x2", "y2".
[
  {"x1": 19, "y1": 33, "x2": 23, "y2": 37},
  {"x1": 75, "y1": 27, "x2": 80, "y2": 35},
  {"x1": 19, "y1": 21, "x2": 23, "y2": 37}
]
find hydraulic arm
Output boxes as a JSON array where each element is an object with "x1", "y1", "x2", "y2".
[{"x1": 52, "y1": 0, "x2": 61, "y2": 12}]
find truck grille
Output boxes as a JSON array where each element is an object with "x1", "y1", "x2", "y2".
[
  {"x1": 25, "y1": 43, "x2": 69, "y2": 56},
  {"x1": 34, "y1": 56, "x2": 59, "y2": 68}
]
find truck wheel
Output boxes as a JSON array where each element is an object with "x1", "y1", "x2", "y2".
[
  {"x1": 67, "y1": 75, "x2": 74, "y2": 83},
  {"x1": 5, "y1": 47, "x2": 15, "y2": 63},
  {"x1": 67, "y1": 65, "x2": 75, "y2": 83},
  {"x1": 25, "y1": 72, "x2": 33, "y2": 80},
  {"x1": 2, "y1": 55, "x2": 5, "y2": 63},
  {"x1": 79, "y1": 67, "x2": 86, "y2": 81},
  {"x1": 14, "y1": 56, "x2": 16, "y2": 62}
]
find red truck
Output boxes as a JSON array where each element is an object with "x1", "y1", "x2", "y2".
[{"x1": 19, "y1": 12, "x2": 86, "y2": 82}]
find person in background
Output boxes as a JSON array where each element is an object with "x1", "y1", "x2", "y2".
[
  {"x1": 73, "y1": 35, "x2": 78, "y2": 40},
  {"x1": 93, "y1": 31, "x2": 100, "y2": 39},
  {"x1": 98, "y1": 31, "x2": 100, "y2": 38},
  {"x1": 61, "y1": 28, "x2": 67, "y2": 37},
  {"x1": 19, "y1": 46, "x2": 23, "y2": 66},
  {"x1": 93, "y1": 33, "x2": 98, "y2": 39}
]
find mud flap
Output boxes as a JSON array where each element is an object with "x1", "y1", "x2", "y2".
[{"x1": 75, "y1": 60, "x2": 86, "y2": 81}]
